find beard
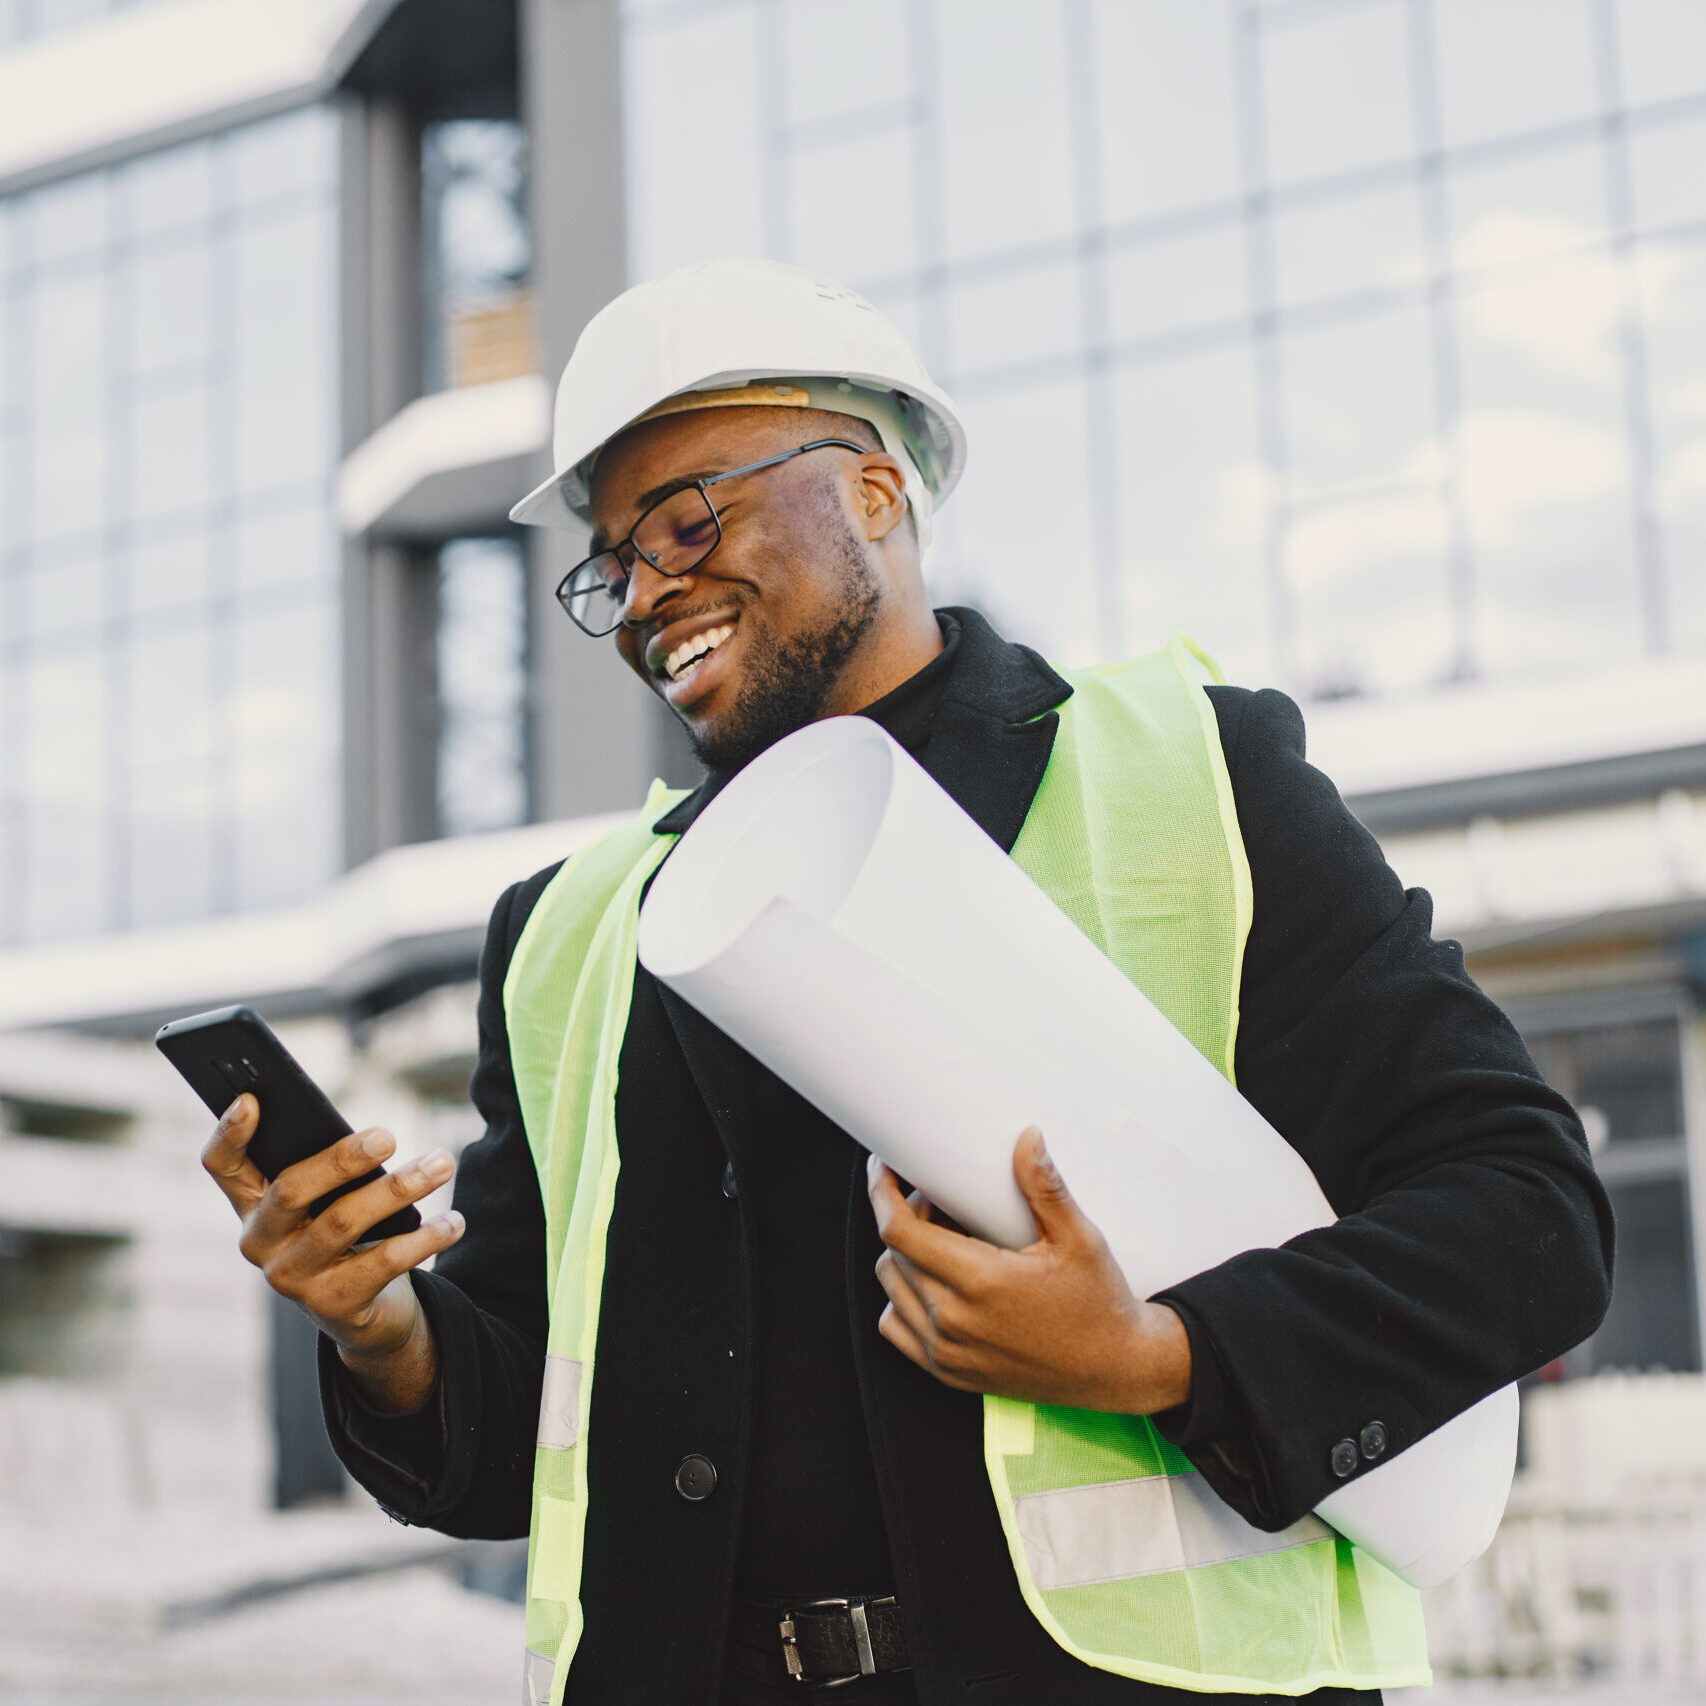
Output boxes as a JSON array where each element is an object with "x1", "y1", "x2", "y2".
[{"x1": 687, "y1": 524, "x2": 882, "y2": 775}]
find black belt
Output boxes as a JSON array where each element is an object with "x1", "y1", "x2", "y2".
[{"x1": 730, "y1": 1593, "x2": 910, "y2": 1687}]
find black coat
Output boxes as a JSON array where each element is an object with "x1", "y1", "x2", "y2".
[{"x1": 324, "y1": 610, "x2": 1612, "y2": 1705}]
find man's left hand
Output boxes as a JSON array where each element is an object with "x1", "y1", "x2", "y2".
[{"x1": 868, "y1": 1128, "x2": 1192, "y2": 1415}]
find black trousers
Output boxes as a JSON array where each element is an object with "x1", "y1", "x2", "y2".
[{"x1": 722, "y1": 1669, "x2": 918, "y2": 1704}]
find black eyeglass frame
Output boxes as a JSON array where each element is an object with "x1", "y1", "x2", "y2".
[{"x1": 555, "y1": 437, "x2": 871, "y2": 636}]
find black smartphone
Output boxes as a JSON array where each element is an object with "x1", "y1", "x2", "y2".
[{"x1": 156, "y1": 1004, "x2": 422, "y2": 1243}]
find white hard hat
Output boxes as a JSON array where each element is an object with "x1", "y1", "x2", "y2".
[{"x1": 509, "y1": 258, "x2": 967, "y2": 547}]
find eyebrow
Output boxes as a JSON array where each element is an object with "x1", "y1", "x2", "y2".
[{"x1": 589, "y1": 469, "x2": 727, "y2": 554}]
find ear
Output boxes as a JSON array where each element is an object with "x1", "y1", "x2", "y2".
[{"x1": 851, "y1": 453, "x2": 911, "y2": 545}]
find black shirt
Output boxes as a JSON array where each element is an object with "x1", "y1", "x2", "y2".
[{"x1": 731, "y1": 621, "x2": 961, "y2": 1594}]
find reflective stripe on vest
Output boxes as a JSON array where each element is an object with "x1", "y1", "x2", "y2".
[{"x1": 502, "y1": 638, "x2": 1431, "y2": 1701}]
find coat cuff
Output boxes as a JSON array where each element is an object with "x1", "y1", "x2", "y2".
[
  {"x1": 317, "y1": 1268, "x2": 483, "y2": 1521},
  {"x1": 1148, "y1": 1292, "x2": 1289, "y2": 1530}
]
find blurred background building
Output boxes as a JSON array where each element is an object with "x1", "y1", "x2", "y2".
[{"x1": 1, "y1": 0, "x2": 1705, "y2": 1696}]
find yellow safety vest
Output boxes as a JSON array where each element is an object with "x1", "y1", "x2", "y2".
[{"x1": 502, "y1": 639, "x2": 1430, "y2": 1703}]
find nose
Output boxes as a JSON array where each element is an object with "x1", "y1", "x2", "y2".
[{"x1": 620, "y1": 552, "x2": 694, "y2": 629}]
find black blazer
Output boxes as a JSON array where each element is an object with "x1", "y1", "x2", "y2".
[{"x1": 323, "y1": 610, "x2": 1611, "y2": 1705}]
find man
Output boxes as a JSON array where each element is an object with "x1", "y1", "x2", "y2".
[{"x1": 204, "y1": 259, "x2": 1612, "y2": 1705}]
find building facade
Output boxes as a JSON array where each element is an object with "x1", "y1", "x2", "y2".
[{"x1": 0, "y1": 0, "x2": 1703, "y2": 1573}]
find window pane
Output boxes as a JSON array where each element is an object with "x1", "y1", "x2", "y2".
[
  {"x1": 421, "y1": 119, "x2": 531, "y2": 392},
  {"x1": 0, "y1": 274, "x2": 12, "y2": 422},
  {"x1": 938, "y1": 376, "x2": 1096, "y2": 664},
  {"x1": 1114, "y1": 348, "x2": 1269, "y2": 686},
  {"x1": 1289, "y1": 493, "x2": 1454, "y2": 697},
  {"x1": 623, "y1": 5, "x2": 765, "y2": 279},
  {"x1": 129, "y1": 756, "x2": 215, "y2": 927},
  {"x1": 937, "y1": 0, "x2": 1074, "y2": 263},
  {"x1": 0, "y1": 428, "x2": 15, "y2": 549},
  {"x1": 232, "y1": 205, "x2": 335, "y2": 496},
  {"x1": 23, "y1": 641, "x2": 106, "y2": 940},
  {"x1": 129, "y1": 236, "x2": 212, "y2": 378},
  {"x1": 130, "y1": 521, "x2": 213, "y2": 616},
  {"x1": 1642, "y1": 241, "x2": 1706, "y2": 651},
  {"x1": 231, "y1": 593, "x2": 338, "y2": 910},
  {"x1": 781, "y1": 0, "x2": 910, "y2": 128},
  {"x1": 1629, "y1": 115, "x2": 1706, "y2": 235},
  {"x1": 1280, "y1": 306, "x2": 1437, "y2": 493},
  {"x1": 130, "y1": 613, "x2": 213, "y2": 768},
  {"x1": 233, "y1": 500, "x2": 336, "y2": 595},
  {"x1": 1577, "y1": 1019, "x2": 1685, "y2": 1143},
  {"x1": 1433, "y1": 0, "x2": 1599, "y2": 151},
  {"x1": 1093, "y1": 0, "x2": 1240, "y2": 223},
  {"x1": 437, "y1": 538, "x2": 528, "y2": 839},
  {"x1": 125, "y1": 138, "x2": 214, "y2": 239},
  {"x1": 1456, "y1": 255, "x2": 1641, "y2": 670},
  {"x1": 788, "y1": 124, "x2": 917, "y2": 287},
  {"x1": 946, "y1": 263, "x2": 1081, "y2": 382},
  {"x1": 423, "y1": 121, "x2": 529, "y2": 306},
  {"x1": 1449, "y1": 144, "x2": 1608, "y2": 274},
  {"x1": 128, "y1": 618, "x2": 213, "y2": 927},
  {"x1": 23, "y1": 543, "x2": 101, "y2": 642},
  {"x1": 1261, "y1": 3, "x2": 1413, "y2": 188},
  {"x1": 1616, "y1": 0, "x2": 1706, "y2": 109},
  {"x1": 1458, "y1": 250, "x2": 1625, "y2": 394},
  {"x1": 1272, "y1": 184, "x2": 1427, "y2": 308},
  {"x1": 130, "y1": 379, "x2": 214, "y2": 524},
  {"x1": 1106, "y1": 223, "x2": 1246, "y2": 346},
  {"x1": 26, "y1": 174, "x2": 109, "y2": 267},
  {"x1": 229, "y1": 106, "x2": 338, "y2": 206},
  {"x1": 29, "y1": 266, "x2": 108, "y2": 539},
  {"x1": 1595, "y1": 1178, "x2": 1700, "y2": 1372}
]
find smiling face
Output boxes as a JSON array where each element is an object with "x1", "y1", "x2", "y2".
[{"x1": 590, "y1": 404, "x2": 942, "y2": 773}]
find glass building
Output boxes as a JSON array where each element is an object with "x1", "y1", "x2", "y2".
[
  {"x1": 0, "y1": 109, "x2": 341, "y2": 943},
  {"x1": 624, "y1": 0, "x2": 1706, "y2": 692},
  {"x1": 0, "y1": 0, "x2": 1703, "y2": 1543}
]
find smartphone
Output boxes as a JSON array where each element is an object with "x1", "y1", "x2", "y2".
[{"x1": 156, "y1": 1004, "x2": 422, "y2": 1243}]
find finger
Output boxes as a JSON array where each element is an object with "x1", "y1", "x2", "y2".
[
  {"x1": 874, "y1": 1247, "x2": 948, "y2": 1344},
  {"x1": 298, "y1": 1210, "x2": 467, "y2": 1322},
  {"x1": 1012, "y1": 1128, "x2": 1090, "y2": 1246},
  {"x1": 876, "y1": 1297, "x2": 935, "y2": 1371},
  {"x1": 867, "y1": 1155, "x2": 993, "y2": 1288},
  {"x1": 276, "y1": 1148, "x2": 457, "y2": 1276},
  {"x1": 247, "y1": 1127, "x2": 398, "y2": 1244},
  {"x1": 201, "y1": 1094, "x2": 267, "y2": 1217},
  {"x1": 876, "y1": 1300, "x2": 976, "y2": 1390}
]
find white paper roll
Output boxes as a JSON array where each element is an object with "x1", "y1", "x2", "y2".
[{"x1": 638, "y1": 715, "x2": 1516, "y2": 1588}]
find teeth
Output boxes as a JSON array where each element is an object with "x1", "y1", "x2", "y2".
[{"x1": 664, "y1": 624, "x2": 734, "y2": 682}]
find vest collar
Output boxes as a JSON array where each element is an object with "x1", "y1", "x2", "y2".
[{"x1": 650, "y1": 607, "x2": 1071, "y2": 856}]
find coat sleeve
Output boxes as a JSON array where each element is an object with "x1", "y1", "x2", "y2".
[
  {"x1": 1150, "y1": 685, "x2": 1613, "y2": 1529},
  {"x1": 318, "y1": 866, "x2": 560, "y2": 1539}
]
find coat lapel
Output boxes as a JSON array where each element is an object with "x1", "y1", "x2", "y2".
[
  {"x1": 651, "y1": 977, "x2": 762, "y2": 1181},
  {"x1": 911, "y1": 608, "x2": 1071, "y2": 854}
]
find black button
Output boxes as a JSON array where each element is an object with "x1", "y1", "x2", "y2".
[
  {"x1": 1329, "y1": 1438, "x2": 1359, "y2": 1479},
  {"x1": 721, "y1": 1161, "x2": 738, "y2": 1198},
  {"x1": 675, "y1": 1454, "x2": 718, "y2": 1501},
  {"x1": 1359, "y1": 1421, "x2": 1388, "y2": 1461}
]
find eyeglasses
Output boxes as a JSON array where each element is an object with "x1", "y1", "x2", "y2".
[{"x1": 556, "y1": 438, "x2": 869, "y2": 636}]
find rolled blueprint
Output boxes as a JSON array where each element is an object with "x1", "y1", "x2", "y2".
[{"x1": 637, "y1": 715, "x2": 1518, "y2": 1589}]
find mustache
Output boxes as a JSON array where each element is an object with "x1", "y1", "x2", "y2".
[{"x1": 627, "y1": 589, "x2": 753, "y2": 638}]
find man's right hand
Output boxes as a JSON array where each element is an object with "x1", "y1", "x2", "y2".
[{"x1": 201, "y1": 1093, "x2": 466, "y2": 1413}]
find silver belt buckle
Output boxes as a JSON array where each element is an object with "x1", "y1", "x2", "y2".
[{"x1": 778, "y1": 1595, "x2": 879, "y2": 1688}]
